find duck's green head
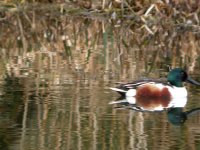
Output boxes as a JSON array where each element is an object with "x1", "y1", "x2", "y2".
[{"x1": 167, "y1": 68, "x2": 200, "y2": 87}]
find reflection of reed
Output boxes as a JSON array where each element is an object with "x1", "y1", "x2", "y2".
[
  {"x1": 128, "y1": 111, "x2": 135, "y2": 149},
  {"x1": 34, "y1": 70, "x2": 44, "y2": 149},
  {"x1": 20, "y1": 81, "x2": 29, "y2": 149},
  {"x1": 135, "y1": 112, "x2": 147, "y2": 150},
  {"x1": 75, "y1": 80, "x2": 82, "y2": 150}
]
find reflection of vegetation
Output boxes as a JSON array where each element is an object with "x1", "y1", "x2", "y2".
[
  {"x1": 0, "y1": 75, "x2": 24, "y2": 149},
  {"x1": 2, "y1": 76, "x2": 24, "y2": 110}
]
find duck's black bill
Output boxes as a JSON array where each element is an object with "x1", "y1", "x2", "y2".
[{"x1": 187, "y1": 77, "x2": 200, "y2": 86}]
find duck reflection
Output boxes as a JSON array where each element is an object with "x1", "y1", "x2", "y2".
[
  {"x1": 109, "y1": 95, "x2": 187, "y2": 111},
  {"x1": 167, "y1": 107, "x2": 200, "y2": 125},
  {"x1": 109, "y1": 97, "x2": 200, "y2": 125}
]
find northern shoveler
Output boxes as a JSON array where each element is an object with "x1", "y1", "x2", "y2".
[{"x1": 110, "y1": 68, "x2": 200, "y2": 101}]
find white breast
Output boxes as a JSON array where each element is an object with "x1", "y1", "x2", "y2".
[{"x1": 167, "y1": 86, "x2": 187, "y2": 98}]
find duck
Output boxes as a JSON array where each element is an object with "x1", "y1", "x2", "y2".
[{"x1": 110, "y1": 68, "x2": 200, "y2": 101}]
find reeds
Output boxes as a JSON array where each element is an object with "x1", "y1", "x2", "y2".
[{"x1": 1, "y1": 2, "x2": 200, "y2": 78}]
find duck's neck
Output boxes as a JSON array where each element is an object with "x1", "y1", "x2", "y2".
[{"x1": 170, "y1": 81, "x2": 183, "y2": 87}]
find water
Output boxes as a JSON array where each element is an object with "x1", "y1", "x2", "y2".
[{"x1": 0, "y1": 7, "x2": 200, "y2": 150}]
